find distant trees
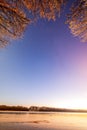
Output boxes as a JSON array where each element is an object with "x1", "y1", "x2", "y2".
[
  {"x1": 0, "y1": 105, "x2": 87, "y2": 112},
  {"x1": 0, "y1": 105, "x2": 29, "y2": 111},
  {"x1": 0, "y1": 0, "x2": 87, "y2": 47}
]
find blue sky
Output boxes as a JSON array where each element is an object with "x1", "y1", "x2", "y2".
[{"x1": 0, "y1": 2, "x2": 87, "y2": 109}]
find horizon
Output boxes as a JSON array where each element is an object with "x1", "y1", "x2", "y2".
[
  {"x1": 0, "y1": 104, "x2": 87, "y2": 111},
  {"x1": 0, "y1": 0, "x2": 87, "y2": 110}
]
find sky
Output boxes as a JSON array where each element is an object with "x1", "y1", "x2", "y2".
[{"x1": 0, "y1": 1, "x2": 87, "y2": 109}]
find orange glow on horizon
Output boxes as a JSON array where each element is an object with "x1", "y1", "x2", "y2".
[{"x1": 48, "y1": 98, "x2": 87, "y2": 110}]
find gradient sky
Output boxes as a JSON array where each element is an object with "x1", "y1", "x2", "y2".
[{"x1": 0, "y1": 1, "x2": 87, "y2": 109}]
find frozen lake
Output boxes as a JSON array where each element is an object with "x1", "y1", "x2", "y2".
[{"x1": 0, "y1": 111, "x2": 87, "y2": 130}]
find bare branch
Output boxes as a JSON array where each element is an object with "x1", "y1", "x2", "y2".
[
  {"x1": 0, "y1": 0, "x2": 68, "y2": 47},
  {"x1": 67, "y1": 0, "x2": 87, "y2": 42}
]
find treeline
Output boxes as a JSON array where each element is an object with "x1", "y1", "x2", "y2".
[
  {"x1": 0, "y1": 105, "x2": 28, "y2": 111},
  {"x1": 0, "y1": 105, "x2": 87, "y2": 113},
  {"x1": 29, "y1": 106, "x2": 87, "y2": 113}
]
